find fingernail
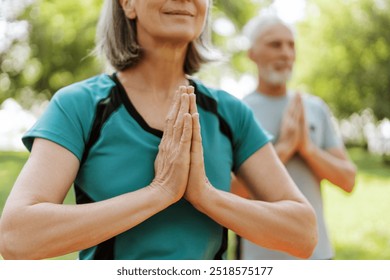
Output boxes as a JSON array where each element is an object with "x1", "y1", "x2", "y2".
[
  {"x1": 187, "y1": 86, "x2": 194, "y2": 94},
  {"x1": 179, "y1": 86, "x2": 187, "y2": 93}
]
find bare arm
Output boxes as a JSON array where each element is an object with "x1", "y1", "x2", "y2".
[
  {"x1": 190, "y1": 144, "x2": 317, "y2": 259},
  {"x1": 297, "y1": 96, "x2": 356, "y2": 193},
  {"x1": 277, "y1": 93, "x2": 356, "y2": 192},
  {"x1": 184, "y1": 94, "x2": 317, "y2": 259},
  {"x1": 273, "y1": 93, "x2": 301, "y2": 163},
  {"x1": 230, "y1": 174, "x2": 250, "y2": 199},
  {"x1": 300, "y1": 145, "x2": 356, "y2": 193},
  {"x1": 0, "y1": 139, "x2": 175, "y2": 259},
  {"x1": 0, "y1": 89, "x2": 193, "y2": 260}
]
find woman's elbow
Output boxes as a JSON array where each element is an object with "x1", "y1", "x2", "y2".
[
  {"x1": 0, "y1": 234, "x2": 40, "y2": 260},
  {"x1": 0, "y1": 223, "x2": 19, "y2": 259},
  {"x1": 295, "y1": 204, "x2": 318, "y2": 259},
  {"x1": 0, "y1": 226, "x2": 21, "y2": 259},
  {"x1": 0, "y1": 226, "x2": 5, "y2": 259},
  {"x1": 274, "y1": 201, "x2": 318, "y2": 259},
  {"x1": 296, "y1": 229, "x2": 318, "y2": 259},
  {"x1": 0, "y1": 217, "x2": 39, "y2": 260}
]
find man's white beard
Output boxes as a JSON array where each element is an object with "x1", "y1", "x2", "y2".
[{"x1": 259, "y1": 65, "x2": 292, "y2": 85}]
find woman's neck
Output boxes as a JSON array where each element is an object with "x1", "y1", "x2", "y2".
[{"x1": 119, "y1": 44, "x2": 189, "y2": 99}]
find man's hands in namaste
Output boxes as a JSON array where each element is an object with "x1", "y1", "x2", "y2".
[{"x1": 278, "y1": 93, "x2": 314, "y2": 159}]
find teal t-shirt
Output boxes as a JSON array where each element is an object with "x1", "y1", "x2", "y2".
[{"x1": 23, "y1": 74, "x2": 270, "y2": 260}]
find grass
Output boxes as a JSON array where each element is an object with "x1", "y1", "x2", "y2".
[
  {"x1": 323, "y1": 147, "x2": 390, "y2": 259},
  {"x1": 0, "y1": 151, "x2": 77, "y2": 260},
  {"x1": 1, "y1": 147, "x2": 389, "y2": 260},
  {"x1": 0, "y1": 152, "x2": 30, "y2": 215}
]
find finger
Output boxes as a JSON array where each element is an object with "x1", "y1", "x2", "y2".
[
  {"x1": 164, "y1": 90, "x2": 181, "y2": 137},
  {"x1": 295, "y1": 94, "x2": 305, "y2": 123},
  {"x1": 176, "y1": 86, "x2": 189, "y2": 116},
  {"x1": 186, "y1": 86, "x2": 197, "y2": 115},
  {"x1": 179, "y1": 113, "x2": 193, "y2": 153},
  {"x1": 168, "y1": 89, "x2": 182, "y2": 120},
  {"x1": 177, "y1": 93, "x2": 190, "y2": 122},
  {"x1": 173, "y1": 93, "x2": 190, "y2": 141},
  {"x1": 189, "y1": 93, "x2": 197, "y2": 115},
  {"x1": 290, "y1": 95, "x2": 301, "y2": 122},
  {"x1": 166, "y1": 86, "x2": 187, "y2": 126},
  {"x1": 297, "y1": 93, "x2": 305, "y2": 120},
  {"x1": 191, "y1": 113, "x2": 203, "y2": 154},
  {"x1": 285, "y1": 94, "x2": 298, "y2": 118},
  {"x1": 187, "y1": 85, "x2": 194, "y2": 94},
  {"x1": 299, "y1": 98, "x2": 308, "y2": 127},
  {"x1": 179, "y1": 85, "x2": 187, "y2": 95}
]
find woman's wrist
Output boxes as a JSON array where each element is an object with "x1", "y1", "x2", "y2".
[
  {"x1": 147, "y1": 181, "x2": 179, "y2": 207},
  {"x1": 186, "y1": 179, "x2": 216, "y2": 212}
]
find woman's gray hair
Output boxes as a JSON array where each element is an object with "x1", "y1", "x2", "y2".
[
  {"x1": 95, "y1": 0, "x2": 217, "y2": 74},
  {"x1": 243, "y1": 13, "x2": 296, "y2": 47}
]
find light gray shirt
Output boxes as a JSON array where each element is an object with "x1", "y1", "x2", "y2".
[{"x1": 241, "y1": 90, "x2": 342, "y2": 259}]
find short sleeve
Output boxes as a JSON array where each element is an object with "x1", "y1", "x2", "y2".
[
  {"x1": 22, "y1": 85, "x2": 93, "y2": 161},
  {"x1": 319, "y1": 100, "x2": 343, "y2": 149},
  {"x1": 231, "y1": 101, "x2": 272, "y2": 173}
]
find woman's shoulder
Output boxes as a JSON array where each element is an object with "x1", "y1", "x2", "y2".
[
  {"x1": 190, "y1": 78, "x2": 244, "y2": 108},
  {"x1": 190, "y1": 78, "x2": 256, "y2": 130},
  {"x1": 53, "y1": 74, "x2": 115, "y2": 104}
]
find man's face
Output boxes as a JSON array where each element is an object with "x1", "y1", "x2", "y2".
[{"x1": 249, "y1": 23, "x2": 295, "y2": 85}]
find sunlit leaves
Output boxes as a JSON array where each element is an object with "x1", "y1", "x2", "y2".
[{"x1": 294, "y1": 0, "x2": 390, "y2": 119}]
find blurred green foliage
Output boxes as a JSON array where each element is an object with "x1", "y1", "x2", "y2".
[
  {"x1": 0, "y1": 0, "x2": 103, "y2": 107},
  {"x1": 323, "y1": 147, "x2": 390, "y2": 260},
  {"x1": 294, "y1": 0, "x2": 390, "y2": 119},
  {"x1": 2, "y1": 0, "x2": 389, "y2": 119},
  {"x1": 0, "y1": 0, "x2": 269, "y2": 107}
]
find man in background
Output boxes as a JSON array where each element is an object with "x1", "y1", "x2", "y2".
[{"x1": 232, "y1": 14, "x2": 356, "y2": 259}]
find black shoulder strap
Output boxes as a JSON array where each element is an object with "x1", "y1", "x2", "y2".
[
  {"x1": 76, "y1": 74, "x2": 122, "y2": 203},
  {"x1": 74, "y1": 74, "x2": 122, "y2": 260},
  {"x1": 76, "y1": 73, "x2": 122, "y2": 204},
  {"x1": 80, "y1": 74, "x2": 122, "y2": 166}
]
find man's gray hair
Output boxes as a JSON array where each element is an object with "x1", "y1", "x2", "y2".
[
  {"x1": 243, "y1": 13, "x2": 295, "y2": 46},
  {"x1": 95, "y1": 0, "x2": 217, "y2": 74}
]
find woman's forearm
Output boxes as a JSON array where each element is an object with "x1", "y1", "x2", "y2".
[
  {"x1": 0, "y1": 185, "x2": 172, "y2": 260},
  {"x1": 193, "y1": 187, "x2": 318, "y2": 259}
]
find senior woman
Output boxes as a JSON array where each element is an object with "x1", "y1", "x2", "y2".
[{"x1": 0, "y1": 0, "x2": 317, "y2": 260}]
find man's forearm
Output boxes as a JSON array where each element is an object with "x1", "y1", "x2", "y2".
[{"x1": 300, "y1": 145, "x2": 356, "y2": 192}]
